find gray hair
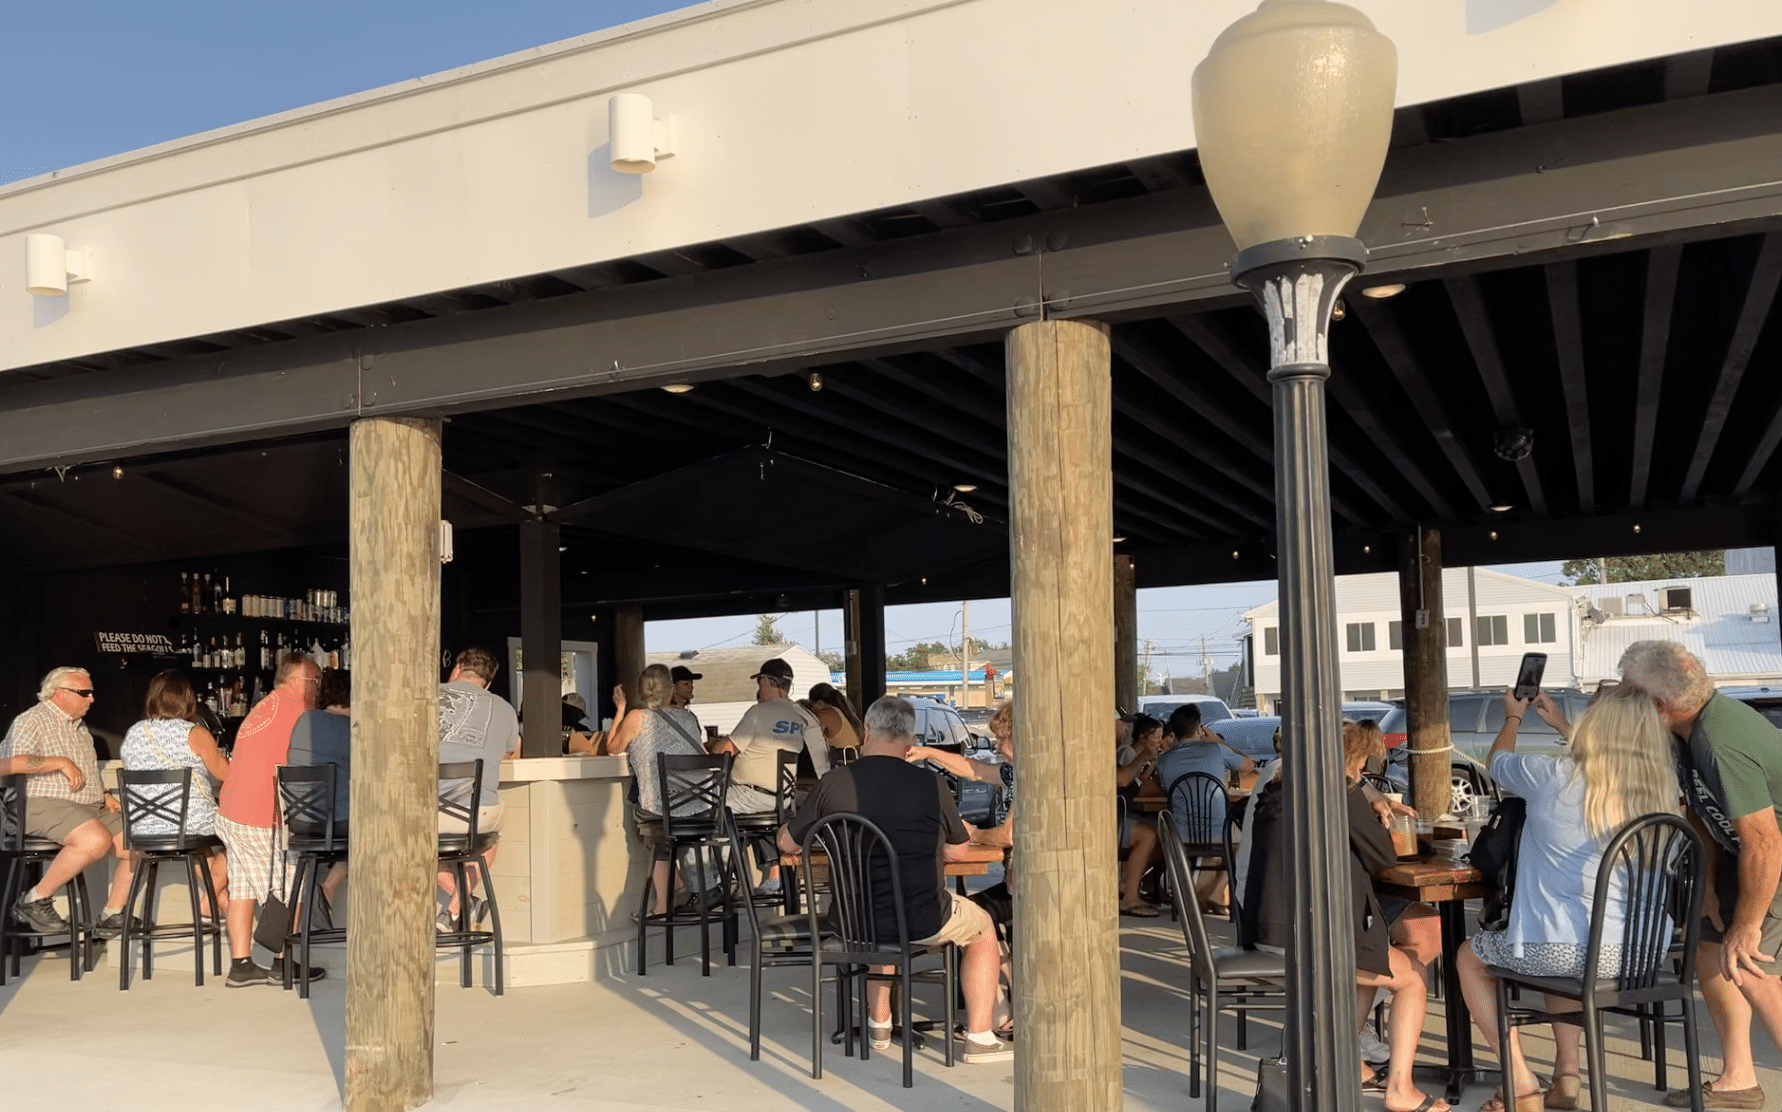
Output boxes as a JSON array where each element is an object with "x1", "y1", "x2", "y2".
[
  {"x1": 863, "y1": 695, "x2": 915, "y2": 743},
  {"x1": 1618, "y1": 640, "x2": 1714, "y2": 715},
  {"x1": 38, "y1": 666, "x2": 91, "y2": 701}
]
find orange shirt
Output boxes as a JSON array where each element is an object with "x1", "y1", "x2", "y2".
[{"x1": 218, "y1": 688, "x2": 310, "y2": 829}]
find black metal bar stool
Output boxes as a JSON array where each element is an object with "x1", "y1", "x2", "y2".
[
  {"x1": 276, "y1": 763, "x2": 349, "y2": 997},
  {"x1": 0, "y1": 775, "x2": 99, "y2": 983},
  {"x1": 116, "y1": 768, "x2": 225, "y2": 988},
  {"x1": 634, "y1": 752, "x2": 740, "y2": 976},
  {"x1": 436, "y1": 759, "x2": 504, "y2": 994}
]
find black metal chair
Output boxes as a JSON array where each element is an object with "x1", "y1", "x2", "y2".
[
  {"x1": 435, "y1": 759, "x2": 505, "y2": 995},
  {"x1": 1491, "y1": 813, "x2": 1707, "y2": 1112},
  {"x1": 115, "y1": 768, "x2": 225, "y2": 988},
  {"x1": 1158, "y1": 810, "x2": 1288, "y2": 1112},
  {"x1": 801, "y1": 811, "x2": 958, "y2": 1089},
  {"x1": 634, "y1": 752, "x2": 739, "y2": 977},
  {"x1": 1165, "y1": 771, "x2": 1230, "y2": 920},
  {"x1": 276, "y1": 763, "x2": 348, "y2": 998},
  {"x1": 732, "y1": 749, "x2": 801, "y2": 914},
  {"x1": 1360, "y1": 771, "x2": 1394, "y2": 794},
  {"x1": 0, "y1": 774, "x2": 98, "y2": 983}
]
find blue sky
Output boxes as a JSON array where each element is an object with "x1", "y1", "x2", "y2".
[{"x1": 1, "y1": 0, "x2": 1583, "y2": 675}]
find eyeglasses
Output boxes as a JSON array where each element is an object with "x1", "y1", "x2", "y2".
[{"x1": 60, "y1": 688, "x2": 95, "y2": 699}]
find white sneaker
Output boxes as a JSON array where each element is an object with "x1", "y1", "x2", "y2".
[
  {"x1": 752, "y1": 876, "x2": 782, "y2": 897},
  {"x1": 1359, "y1": 1021, "x2": 1391, "y2": 1066},
  {"x1": 866, "y1": 1021, "x2": 893, "y2": 1051},
  {"x1": 960, "y1": 1035, "x2": 1014, "y2": 1064}
]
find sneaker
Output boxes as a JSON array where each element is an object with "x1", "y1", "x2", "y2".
[
  {"x1": 467, "y1": 894, "x2": 488, "y2": 927},
  {"x1": 1359, "y1": 1021, "x2": 1391, "y2": 1066},
  {"x1": 436, "y1": 909, "x2": 458, "y2": 933},
  {"x1": 959, "y1": 1035, "x2": 1014, "y2": 1064},
  {"x1": 93, "y1": 911, "x2": 135, "y2": 941},
  {"x1": 866, "y1": 1021, "x2": 893, "y2": 1052},
  {"x1": 752, "y1": 876, "x2": 782, "y2": 897},
  {"x1": 12, "y1": 891, "x2": 69, "y2": 935},
  {"x1": 225, "y1": 961, "x2": 272, "y2": 988},
  {"x1": 272, "y1": 956, "x2": 325, "y2": 983}
]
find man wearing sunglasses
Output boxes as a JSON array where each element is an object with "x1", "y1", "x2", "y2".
[{"x1": 1, "y1": 666, "x2": 138, "y2": 940}]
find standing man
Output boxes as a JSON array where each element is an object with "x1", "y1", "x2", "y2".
[
  {"x1": 215, "y1": 651, "x2": 322, "y2": 987},
  {"x1": 1620, "y1": 640, "x2": 1782, "y2": 1109},
  {"x1": 778, "y1": 695, "x2": 1012, "y2": 1064},
  {"x1": 436, "y1": 646, "x2": 519, "y2": 931},
  {"x1": 669, "y1": 665, "x2": 701, "y2": 709},
  {"x1": 713, "y1": 657, "x2": 827, "y2": 894},
  {"x1": 2, "y1": 667, "x2": 137, "y2": 940}
]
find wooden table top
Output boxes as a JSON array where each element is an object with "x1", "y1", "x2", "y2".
[
  {"x1": 782, "y1": 840, "x2": 1004, "y2": 878},
  {"x1": 1131, "y1": 789, "x2": 1249, "y2": 813},
  {"x1": 1374, "y1": 857, "x2": 1487, "y2": 903}
]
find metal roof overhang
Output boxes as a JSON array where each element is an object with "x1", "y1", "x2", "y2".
[{"x1": 2, "y1": 42, "x2": 1780, "y2": 618}]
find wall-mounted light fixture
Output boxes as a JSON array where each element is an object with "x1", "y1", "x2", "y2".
[
  {"x1": 25, "y1": 233, "x2": 93, "y2": 296},
  {"x1": 609, "y1": 93, "x2": 678, "y2": 174},
  {"x1": 439, "y1": 520, "x2": 455, "y2": 565}
]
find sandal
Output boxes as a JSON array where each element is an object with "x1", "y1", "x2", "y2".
[
  {"x1": 1119, "y1": 903, "x2": 1160, "y2": 918},
  {"x1": 1384, "y1": 1095, "x2": 1451, "y2": 1112},
  {"x1": 1545, "y1": 1075, "x2": 1580, "y2": 1110},
  {"x1": 1362, "y1": 1067, "x2": 1389, "y2": 1093}
]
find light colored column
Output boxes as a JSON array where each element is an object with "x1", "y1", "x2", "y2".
[
  {"x1": 1398, "y1": 528, "x2": 1453, "y2": 818},
  {"x1": 345, "y1": 416, "x2": 442, "y2": 1112},
  {"x1": 1113, "y1": 554, "x2": 1139, "y2": 716},
  {"x1": 1006, "y1": 319, "x2": 1121, "y2": 1112}
]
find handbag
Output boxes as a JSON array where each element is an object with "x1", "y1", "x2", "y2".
[
  {"x1": 255, "y1": 795, "x2": 293, "y2": 952},
  {"x1": 1252, "y1": 1055, "x2": 1290, "y2": 1112},
  {"x1": 1468, "y1": 795, "x2": 1527, "y2": 932}
]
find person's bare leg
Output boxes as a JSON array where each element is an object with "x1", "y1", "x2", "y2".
[
  {"x1": 959, "y1": 929, "x2": 1003, "y2": 1034},
  {"x1": 28, "y1": 822, "x2": 108, "y2": 896},
  {"x1": 649, "y1": 859, "x2": 673, "y2": 915},
  {"x1": 103, "y1": 833, "x2": 137, "y2": 913},
  {"x1": 1540, "y1": 995, "x2": 1582, "y2": 1091},
  {"x1": 867, "y1": 963, "x2": 895, "y2": 1025},
  {"x1": 319, "y1": 861, "x2": 345, "y2": 904},
  {"x1": 1458, "y1": 944, "x2": 1542, "y2": 1101},
  {"x1": 1390, "y1": 909, "x2": 1442, "y2": 969},
  {"x1": 1121, "y1": 823, "x2": 1158, "y2": 907},
  {"x1": 1377, "y1": 948, "x2": 1450, "y2": 1111},
  {"x1": 436, "y1": 866, "x2": 460, "y2": 915},
  {"x1": 1698, "y1": 942, "x2": 1763, "y2": 1092}
]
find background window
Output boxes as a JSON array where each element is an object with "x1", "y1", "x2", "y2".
[
  {"x1": 1264, "y1": 626, "x2": 1279, "y2": 656},
  {"x1": 1345, "y1": 622, "x2": 1376, "y2": 652},
  {"x1": 1388, "y1": 621, "x2": 1403, "y2": 650},
  {"x1": 1447, "y1": 616, "x2": 1464, "y2": 647},
  {"x1": 1477, "y1": 615, "x2": 1509, "y2": 646},
  {"x1": 1523, "y1": 613, "x2": 1557, "y2": 643}
]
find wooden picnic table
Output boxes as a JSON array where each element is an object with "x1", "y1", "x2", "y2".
[{"x1": 1375, "y1": 856, "x2": 1491, "y2": 1104}]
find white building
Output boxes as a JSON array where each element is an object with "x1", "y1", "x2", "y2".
[
  {"x1": 644, "y1": 643, "x2": 830, "y2": 736},
  {"x1": 1243, "y1": 568, "x2": 1581, "y2": 711},
  {"x1": 1575, "y1": 574, "x2": 1782, "y2": 689}
]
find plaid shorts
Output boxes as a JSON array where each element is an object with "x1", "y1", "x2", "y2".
[{"x1": 214, "y1": 814, "x2": 291, "y2": 903}]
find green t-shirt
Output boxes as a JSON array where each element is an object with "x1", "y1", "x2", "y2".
[{"x1": 1679, "y1": 692, "x2": 1782, "y2": 854}]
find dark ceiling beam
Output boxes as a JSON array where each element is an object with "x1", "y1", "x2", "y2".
[
  {"x1": 1734, "y1": 404, "x2": 1782, "y2": 502},
  {"x1": 7, "y1": 84, "x2": 1782, "y2": 472},
  {"x1": 1348, "y1": 298, "x2": 1496, "y2": 512},
  {"x1": 1444, "y1": 276, "x2": 1548, "y2": 515},
  {"x1": 628, "y1": 249, "x2": 707, "y2": 277},
  {"x1": 1664, "y1": 49, "x2": 1716, "y2": 100},
  {"x1": 1682, "y1": 232, "x2": 1782, "y2": 503},
  {"x1": 442, "y1": 471, "x2": 533, "y2": 523},
  {"x1": 1123, "y1": 158, "x2": 1193, "y2": 193},
  {"x1": 4, "y1": 490, "x2": 142, "y2": 545},
  {"x1": 807, "y1": 217, "x2": 877, "y2": 248},
  {"x1": 909, "y1": 199, "x2": 978, "y2": 229},
  {"x1": 1629, "y1": 245, "x2": 1683, "y2": 507},
  {"x1": 1515, "y1": 79, "x2": 1565, "y2": 125},
  {"x1": 1016, "y1": 177, "x2": 1076, "y2": 211},
  {"x1": 1544, "y1": 261, "x2": 1596, "y2": 512},
  {"x1": 1168, "y1": 312, "x2": 1419, "y2": 522},
  {"x1": 135, "y1": 472, "x2": 320, "y2": 547},
  {"x1": 858, "y1": 357, "x2": 1003, "y2": 427},
  {"x1": 1110, "y1": 398, "x2": 1275, "y2": 530}
]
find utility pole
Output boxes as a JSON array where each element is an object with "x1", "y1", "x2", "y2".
[
  {"x1": 961, "y1": 600, "x2": 972, "y2": 709},
  {"x1": 814, "y1": 611, "x2": 820, "y2": 658},
  {"x1": 1142, "y1": 639, "x2": 1155, "y2": 697},
  {"x1": 1200, "y1": 635, "x2": 1212, "y2": 683}
]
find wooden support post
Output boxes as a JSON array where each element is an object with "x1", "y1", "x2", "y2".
[
  {"x1": 1398, "y1": 528, "x2": 1452, "y2": 819},
  {"x1": 1006, "y1": 319, "x2": 1121, "y2": 1112},
  {"x1": 520, "y1": 517, "x2": 563, "y2": 758},
  {"x1": 612, "y1": 603, "x2": 646, "y2": 705},
  {"x1": 844, "y1": 586, "x2": 887, "y2": 708},
  {"x1": 1114, "y1": 554, "x2": 1138, "y2": 715},
  {"x1": 345, "y1": 416, "x2": 442, "y2": 1112}
]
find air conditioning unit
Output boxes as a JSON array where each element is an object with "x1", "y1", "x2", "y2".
[
  {"x1": 1598, "y1": 597, "x2": 1624, "y2": 616},
  {"x1": 1662, "y1": 587, "x2": 1694, "y2": 612}
]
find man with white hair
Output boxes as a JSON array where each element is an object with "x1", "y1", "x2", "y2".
[
  {"x1": 1, "y1": 666, "x2": 137, "y2": 939},
  {"x1": 1620, "y1": 639, "x2": 1782, "y2": 1109},
  {"x1": 777, "y1": 695, "x2": 1012, "y2": 1064}
]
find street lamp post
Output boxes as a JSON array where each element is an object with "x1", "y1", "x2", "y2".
[{"x1": 1192, "y1": 4, "x2": 1398, "y2": 1111}]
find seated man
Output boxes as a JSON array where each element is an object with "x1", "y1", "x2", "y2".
[
  {"x1": 2, "y1": 667, "x2": 136, "y2": 940},
  {"x1": 436, "y1": 647, "x2": 519, "y2": 931},
  {"x1": 716, "y1": 657, "x2": 828, "y2": 895},
  {"x1": 778, "y1": 695, "x2": 1013, "y2": 1065},
  {"x1": 286, "y1": 667, "x2": 352, "y2": 917}
]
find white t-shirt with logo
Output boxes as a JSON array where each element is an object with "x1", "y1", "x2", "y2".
[{"x1": 729, "y1": 697, "x2": 828, "y2": 792}]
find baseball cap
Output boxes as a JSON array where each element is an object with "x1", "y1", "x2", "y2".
[
  {"x1": 670, "y1": 665, "x2": 703, "y2": 683},
  {"x1": 750, "y1": 658, "x2": 795, "y2": 682}
]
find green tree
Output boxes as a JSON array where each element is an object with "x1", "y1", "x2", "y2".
[
  {"x1": 816, "y1": 650, "x2": 844, "y2": 672},
  {"x1": 1562, "y1": 550, "x2": 1725, "y2": 585},
  {"x1": 752, "y1": 613, "x2": 785, "y2": 645}
]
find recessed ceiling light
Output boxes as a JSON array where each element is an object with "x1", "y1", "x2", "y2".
[
  {"x1": 111, "y1": 466, "x2": 124, "y2": 480},
  {"x1": 808, "y1": 372, "x2": 824, "y2": 392},
  {"x1": 1361, "y1": 283, "x2": 1406, "y2": 299},
  {"x1": 1490, "y1": 504, "x2": 1513, "y2": 513},
  {"x1": 953, "y1": 483, "x2": 977, "y2": 492},
  {"x1": 661, "y1": 383, "x2": 695, "y2": 394},
  {"x1": 1112, "y1": 535, "x2": 1127, "y2": 543}
]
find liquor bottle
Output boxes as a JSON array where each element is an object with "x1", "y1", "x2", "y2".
[
  {"x1": 180, "y1": 572, "x2": 190, "y2": 614},
  {"x1": 190, "y1": 633, "x2": 202, "y2": 666},
  {"x1": 222, "y1": 577, "x2": 236, "y2": 616},
  {"x1": 211, "y1": 574, "x2": 222, "y2": 614},
  {"x1": 259, "y1": 630, "x2": 270, "y2": 671},
  {"x1": 235, "y1": 633, "x2": 246, "y2": 669},
  {"x1": 191, "y1": 572, "x2": 204, "y2": 615}
]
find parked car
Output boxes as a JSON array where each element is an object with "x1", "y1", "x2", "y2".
[
  {"x1": 1726, "y1": 686, "x2": 1782, "y2": 729},
  {"x1": 905, "y1": 696, "x2": 1003, "y2": 824},
  {"x1": 1138, "y1": 693, "x2": 1233, "y2": 727}
]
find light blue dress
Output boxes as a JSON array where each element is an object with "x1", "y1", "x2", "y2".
[{"x1": 120, "y1": 718, "x2": 217, "y2": 836}]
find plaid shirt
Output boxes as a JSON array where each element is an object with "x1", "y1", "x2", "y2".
[{"x1": 2, "y1": 700, "x2": 103, "y2": 806}]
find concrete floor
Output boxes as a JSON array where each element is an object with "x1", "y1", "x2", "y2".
[{"x1": 0, "y1": 917, "x2": 1762, "y2": 1112}]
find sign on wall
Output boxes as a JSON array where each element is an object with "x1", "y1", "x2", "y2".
[{"x1": 93, "y1": 632, "x2": 178, "y2": 655}]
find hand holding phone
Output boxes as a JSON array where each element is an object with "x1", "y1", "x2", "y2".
[{"x1": 1513, "y1": 652, "x2": 1548, "y2": 702}]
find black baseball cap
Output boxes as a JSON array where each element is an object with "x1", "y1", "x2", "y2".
[
  {"x1": 751, "y1": 658, "x2": 795, "y2": 682},
  {"x1": 670, "y1": 665, "x2": 702, "y2": 683}
]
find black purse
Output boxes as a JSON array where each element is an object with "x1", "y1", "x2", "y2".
[
  {"x1": 1252, "y1": 1056, "x2": 1290, "y2": 1112},
  {"x1": 1469, "y1": 795, "x2": 1528, "y2": 932},
  {"x1": 253, "y1": 821, "x2": 292, "y2": 952}
]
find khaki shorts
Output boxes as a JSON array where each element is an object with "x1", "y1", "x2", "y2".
[
  {"x1": 25, "y1": 797, "x2": 122, "y2": 843},
  {"x1": 438, "y1": 802, "x2": 504, "y2": 837},
  {"x1": 914, "y1": 890, "x2": 993, "y2": 951}
]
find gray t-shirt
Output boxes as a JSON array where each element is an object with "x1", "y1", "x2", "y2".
[{"x1": 438, "y1": 680, "x2": 519, "y2": 808}]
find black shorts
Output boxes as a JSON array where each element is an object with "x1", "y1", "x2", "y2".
[{"x1": 1699, "y1": 848, "x2": 1782, "y2": 958}]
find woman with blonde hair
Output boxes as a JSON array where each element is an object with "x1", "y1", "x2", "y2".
[{"x1": 1458, "y1": 683, "x2": 1681, "y2": 1112}]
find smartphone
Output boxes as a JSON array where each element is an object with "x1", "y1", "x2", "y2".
[{"x1": 1513, "y1": 652, "x2": 1548, "y2": 701}]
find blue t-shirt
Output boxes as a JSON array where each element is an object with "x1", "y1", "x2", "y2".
[
  {"x1": 1157, "y1": 741, "x2": 1246, "y2": 840},
  {"x1": 287, "y1": 709, "x2": 352, "y2": 823}
]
